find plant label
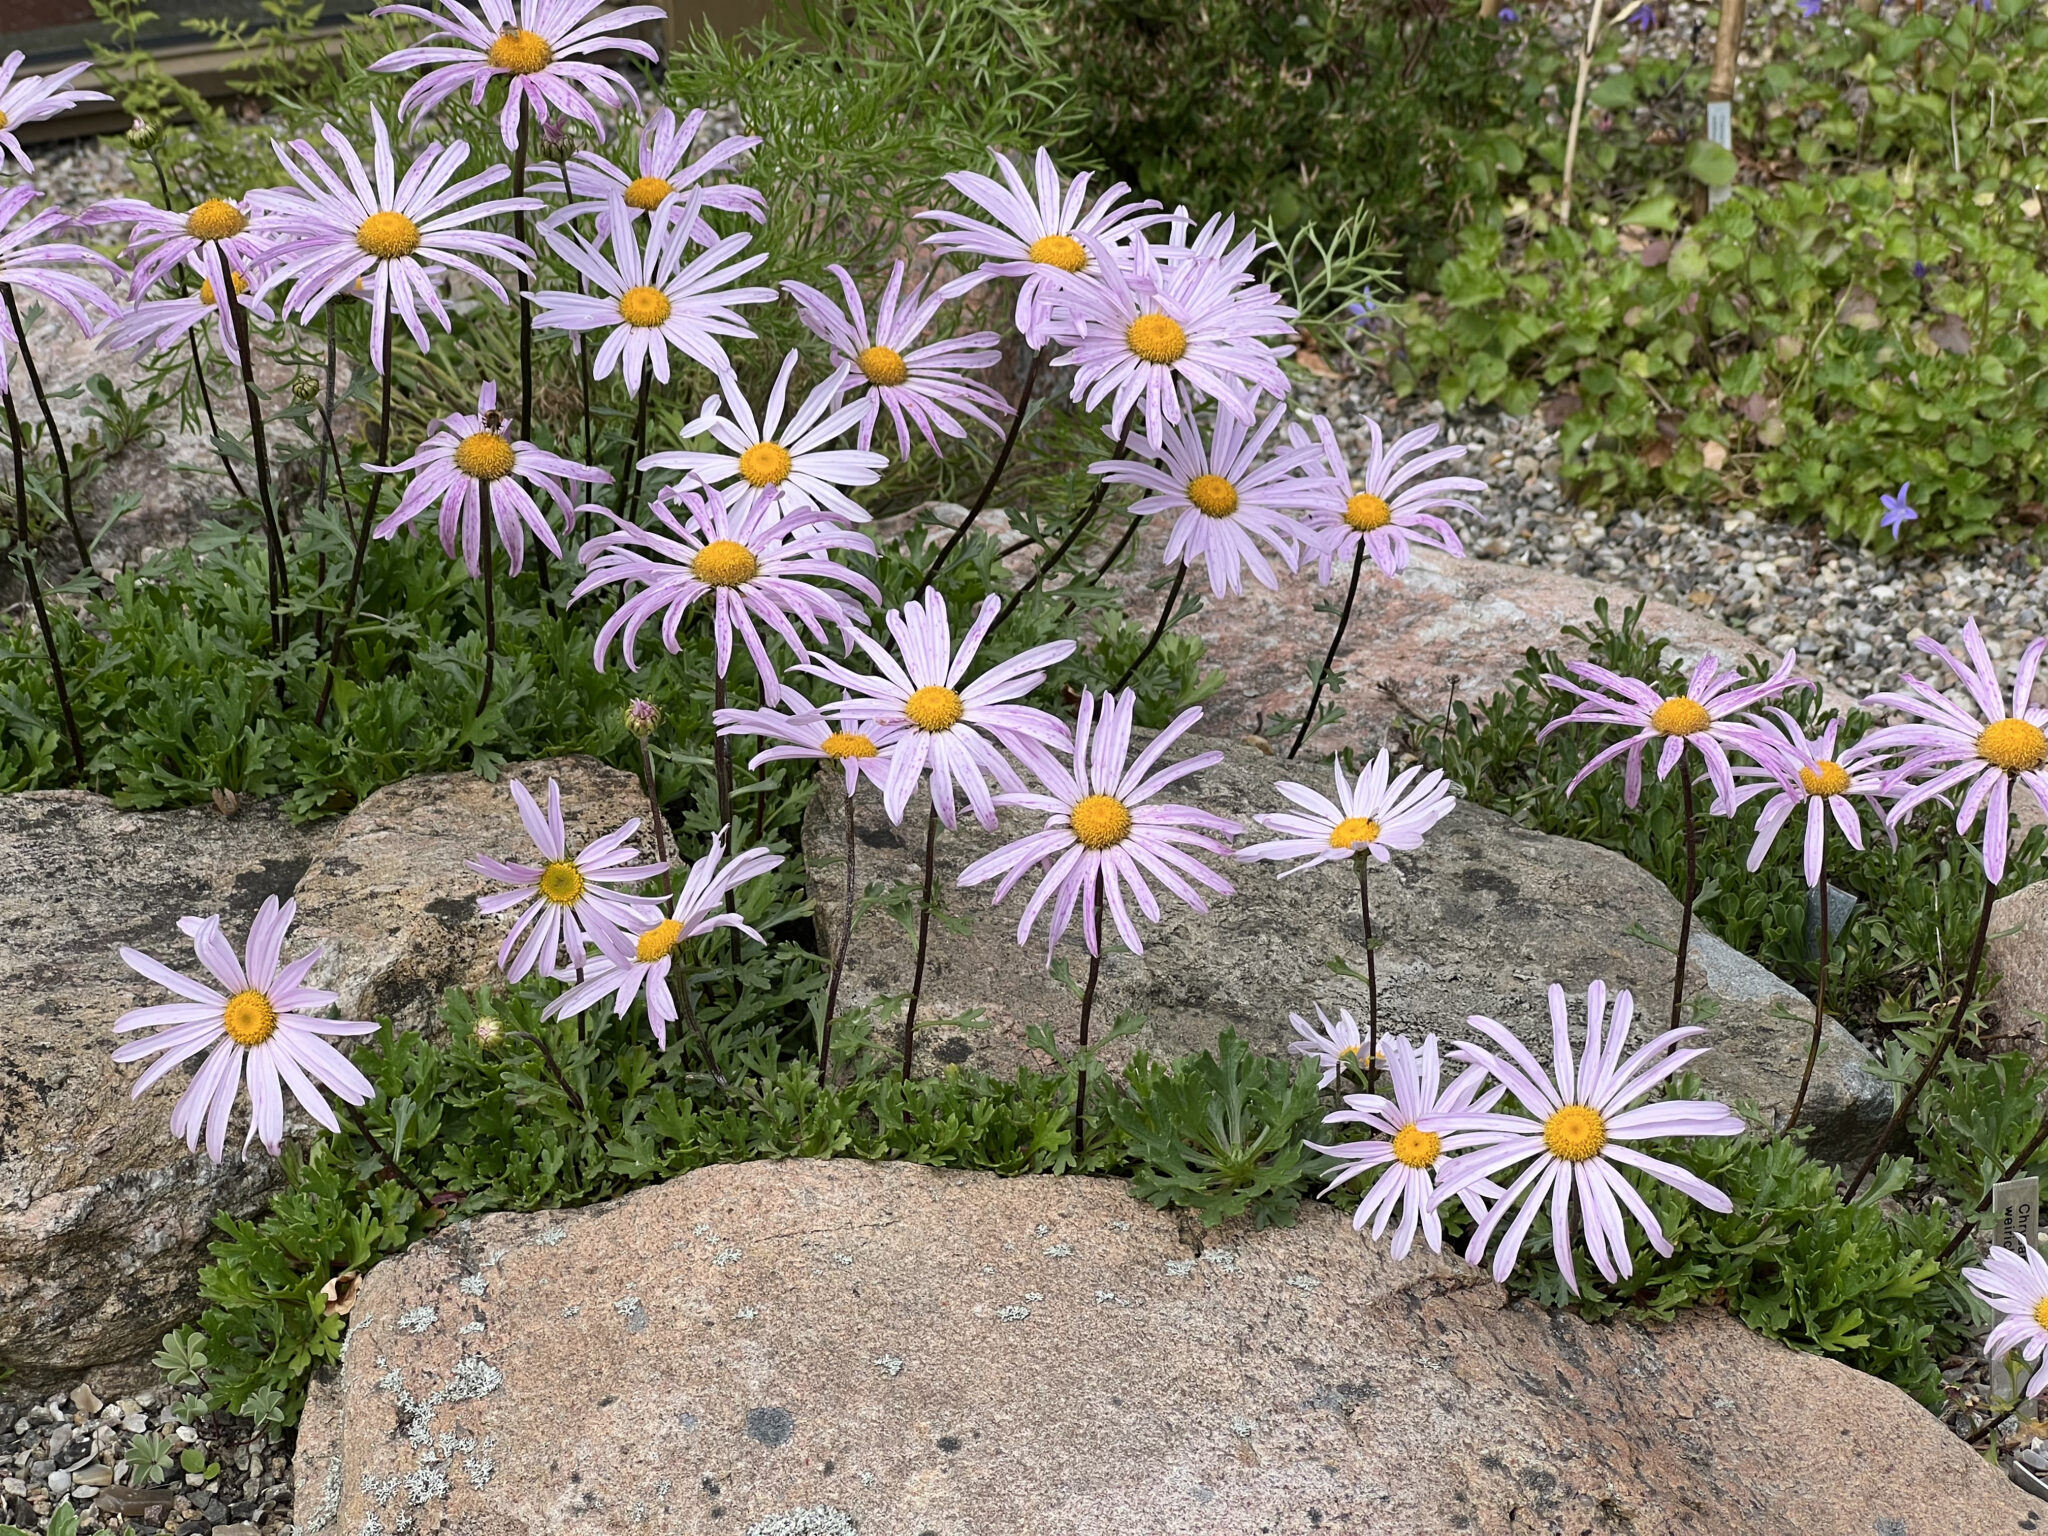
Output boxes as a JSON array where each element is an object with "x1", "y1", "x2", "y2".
[{"x1": 1990, "y1": 1177, "x2": 2041, "y2": 1408}]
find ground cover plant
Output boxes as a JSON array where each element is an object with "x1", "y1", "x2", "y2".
[{"x1": 1, "y1": 0, "x2": 2047, "y2": 1500}]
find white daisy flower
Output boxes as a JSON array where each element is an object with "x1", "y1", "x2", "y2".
[{"x1": 1237, "y1": 749, "x2": 1459, "y2": 875}]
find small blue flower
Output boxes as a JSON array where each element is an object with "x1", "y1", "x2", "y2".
[
  {"x1": 1912, "y1": 260, "x2": 1928, "y2": 279},
  {"x1": 1879, "y1": 482, "x2": 1918, "y2": 539},
  {"x1": 1497, "y1": 5, "x2": 1520, "y2": 20},
  {"x1": 1798, "y1": 0, "x2": 1822, "y2": 16},
  {"x1": 1632, "y1": 4, "x2": 1656, "y2": 28}
]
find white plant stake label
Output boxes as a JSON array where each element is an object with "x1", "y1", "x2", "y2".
[
  {"x1": 1706, "y1": 100, "x2": 1734, "y2": 209},
  {"x1": 1990, "y1": 1177, "x2": 2041, "y2": 1407}
]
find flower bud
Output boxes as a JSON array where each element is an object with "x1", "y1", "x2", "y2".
[
  {"x1": 622, "y1": 698, "x2": 661, "y2": 739},
  {"x1": 472, "y1": 1014, "x2": 504, "y2": 1048},
  {"x1": 291, "y1": 377, "x2": 322, "y2": 404},
  {"x1": 126, "y1": 116, "x2": 160, "y2": 150}
]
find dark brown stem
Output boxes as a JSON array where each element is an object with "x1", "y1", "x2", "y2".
[
  {"x1": 637, "y1": 738, "x2": 675, "y2": 898},
  {"x1": 920, "y1": 341, "x2": 1046, "y2": 587},
  {"x1": 988, "y1": 421, "x2": 1132, "y2": 636},
  {"x1": 1087, "y1": 512, "x2": 1144, "y2": 582},
  {"x1": 900, "y1": 802, "x2": 941, "y2": 1079},
  {"x1": 4, "y1": 383, "x2": 86, "y2": 779},
  {"x1": 342, "y1": 1097, "x2": 430, "y2": 1199},
  {"x1": 1289, "y1": 542, "x2": 1365, "y2": 759},
  {"x1": 1671, "y1": 764, "x2": 1699, "y2": 1034},
  {"x1": 218, "y1": 248, "x2": 288, "y2": 651},
  {"x1": 1358, "y1": 852, "x2": 1380, "y2": 1095},
  {"x1": 504, "y1": 1029, "x2": 586, "y2": 1113},
  {"x1": 714, "y1": 668, "x2": 741, "y2": 973},
  {"x1": 1783, "y1": 841, "x2": 1828, "y2": 1137},
  {"x1": 617, "y1": 385, "x2": 650, "y2": 521},
  {"x1": 821, "y1": 790, "x2": 858, "y2": 1082},
  {"x1": 315, "y1": 310, "x2": 395, "y2": 726},
  {"x1": 1074, "y1": 870, "x2": 1106, "y2": 1159},
  {"x1": 1, "y1": 284, "x2": 90, "y2": 570},
  {"x1": 513, "y1": 98, "x2": 532, "y2": 447},
  {"x1": 189, "y1": 328, "x2": 251, "y2": 503},
  {"x1": 670, "y1": 956, "x2": 726, "y2": 1087},
  {"x1": 1844, "y1": 871, "x2": 2001, "y2": 1200},
  {"x1": 1112, "y1": 560, "x2": 1187, "y2": 692},
  {"x1": 474, "y1": 478, "x2": 496, "y2": 718}
]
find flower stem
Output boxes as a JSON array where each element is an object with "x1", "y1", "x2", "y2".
[
  {"x1": 142, "y1": 149, "x2": 249, "y2": 502},
  {"x1": 920, "y1": 341, "x2": 1046, "y2": 588},
  {"x1": 713, "y1": 668, "x2": 741, "y2": 973},
  {"x1": 504, "y1": 1029, "x2": 586, "y2": 1114},
  {"x1": 1670, "y1": 763, "x2": 1699, "y2": 1034},
  {"x1": 1074, "y1": 870, "x2": 1106, "y2": 1159},
  {"x1": 315, "y1": 306, "x2": 396, "y2": 727},
  {"x1": 636, "y1": 738, "x2": 675, "y2": 898},
  {"x1": 1356, "y1": 852, "x2": 1381, "y2": 1096},
  {"x1": 1844, "y1": 870, "x2": 2001, "y2": 1201},
  {"x1": 1940, "y1": 1105, "x2": 2048, "y2": 1265},
  {"x1": 1288, "y1": 541, "x2": 1365, "y2": 759},
  {"x1": 0, "y1": 285, "x2": 90, "y2": 570},
  {"x1": 988, "y1": 420, "x2": 1133, "y2": 636},
  {"x1": 341, "y1": 1097, "x2": 429, "y2": 1200},
  {"x1": 1111, "y1": 560, "x2": 1187, "y2": 692},
  {"x1": 1782, "y1": 840, "x2": 1828, "y2": 1137},
  {"x1": 474, "y1": 479, "x2": 496, "y2": 718},
  {"x1": 617, "y1": 385, "x2": 650, "y2": 521},
  {"x1": 820, "y1": 791, "x2": 859, "y2": 1083},
  {"x1": 217, "y1": 248, "x2": 289, "y2": 654},
  {"x1": 3, "y1": 383, "x2": 86, "y2": 780},
  {"x1": 900, "y1": 802, "x2": 941, "y2": 1080},
  {"x1": 510, "y1": 98, "x2": 548, "y2": 602}
]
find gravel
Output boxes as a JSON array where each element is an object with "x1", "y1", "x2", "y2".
[{"x1": 0, "y1": 1384, "x2": 293, "y2": 1536}]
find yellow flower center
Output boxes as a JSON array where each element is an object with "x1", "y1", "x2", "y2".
[
  {"x1": 1390, "y1": 1124, "x2": 1442, "y2": 1170},
  {"x1": 1799, "y1": 759, "x2": 1852, "y2": 798},
  {"x1": 2035, "y1": 1296, "x2": 2048, "y2": 1332},
  {"x1": 1328, "y1": 816, "x2": 1382, "y2": 850},
  {"x1": 904, "y1": 685, "x2": 964, "y2": 733},
  {"x1": 738, "y1": 441, "x2": 793, "y2": 487},
  {"x1": 453, "y1": 431, "x2": 517, "y2": 481},
  {"x1": 1979, "y1": 717, "x2": 2048, "y2": 773},
  {"x1": 1069, "y1": 793, "x2": 1134, "y2": 850},
  {"x1": 1543, "y1": 1104, "x2": 1608, "y2": 1163},
  {"x1": 1187, "y1": 474, "x2": 1239, "y2": 518},
  {"x1": 487, "y1": 26, "x2": 555, "y2": 73},
  {"x1": 857, "y1": 345, "x2": 910, "y2": 388},
  {"x1": 635, "y1": 918, "x2": 685, "y2": 964},
  {"x1": 195, "y1": 271, "x2": 250, "y2": 307},
  {"x1": 1125, "y1": 313, "x2": 1188, "y2": 366},
  {"x1": 356, "y1": 210, "x2": 422, "y2": 260},
  {"x1": 1027, "y1": 233, "x2": 1087, "y2": 272},
  {"x1": 821, "y1": 731, "x2": 879, "y2": 760},
  {"x1": 538, "y1": 859, "x2": 585, "y2": 906},
  {"x1": 221, "y1": 989, "x2": 278, "y2": 1048},
  {"x1": 185, "y1": 199, "x2": 247, "y2": 242},
  {"x1": 692, "y1": 539, "x2": 759, "y2": 588},
  {"x1": 617, "y1": 284, "x2": 672, "y2": 328},
  {"x1": 0, "y1": 111, "x2": 8, "y2": 132},
  {"x1": 1344, "y1": 492, "x2": 1393, "y2": 532},
  {"x1": 623, "y1": 174, "x2": 674, "y2": 211},
  {"x1": 1649, "y1": 697, "x2": 1712, "y2": 737}
]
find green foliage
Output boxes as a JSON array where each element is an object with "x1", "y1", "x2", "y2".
[{"x1": 125, "y1": 1433, "x2": 175, "y2": 1488}]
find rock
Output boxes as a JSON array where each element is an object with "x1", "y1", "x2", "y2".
[
  {"x1": 293, "y1": 1159, "x2": 2028, "y2": 1535},
  {"x1": 1, "y1": 755, "x2": 647, "y2": 1396},
  {"x1": 46, "y1": 1470, "x2": 71, "y2": 1496},
  {"x1": 805, "y1": 737, "x2": 1889, "y2": 1161},
  {"x1": 68, "y1": 1387, "x2": 99, "y2": 1417},
  {"x1": 291, "y1": 755, "x2": 649, "y2": 1034},
  {"x1": 1988, "y1": 879, "x2": 2048, "y2": 1047}
]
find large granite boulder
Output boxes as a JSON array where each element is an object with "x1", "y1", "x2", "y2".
[
  {"x1": 1988, "y1": 878, "x2": 2048, "y2": 1047},
  {"x1": 805, "y1": 738, "x2": 1889, "y2": 1162},
  {"x1": 293, "y1": 1158, "x2": 2027, "y2": 1535},
  {"x1": 0, "y1": 754, "x2": 644, "y2": 1397}
]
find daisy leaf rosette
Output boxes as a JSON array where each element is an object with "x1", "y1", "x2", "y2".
[
  {"x1": 1962, "y1": 1243, "x2": 2048, "y2": 1400},
  {"x1": 1237, "y1": 748, "x2": 1458, "y2": 875},
  {"x1": 250, "y1": 109, "x2": 541, "y2": 369},
  {"x1": 112, "y1": 897, "x2": 376, "y2": 1162},
  {"x1": 783, "y1": 261, "x2": 1009, "y2": 459},
  {"x1": 921, "y1": 145, "x2": 1164, "y2": 347},
  {"x1": 466, "y1": 776, "x2": 668, "y2": 982},
  {"x1": 373, "y1": 379, "x2": 610, "y2": 576},
  {"x1": 797, "y1": 588, "x2": 1076, "y2": 831},
  {"x1": 0, "y1": 187, "x2": 121, "y2": 394},
  {"x1": 714, "y1": 698, "x2": 904, "y2": 799},
  {"x1": 1859, "y1": 618, "x2": 2047, "y2": 885},
  {"x1": 541, "y1": 834, "x2": 783, "y2": 1047},
  {"x1": 1089, "y1": 401, "x2": 1334, "y2": 597},
  {"x1": 639, "y1": 349, "x2": 886, "y2": 523},
  {"x1": 1432, "y1": 981, "x2": 1746, "y2": 1295},
  {"x1": 529, "y1": 188, "x2": 775, "y2": 391},
  {"x1": 533, "y1": 105, "x2": 765, "y2": 241},
  {"x1": 1306, "y1": 1031, "x2": 1510, "y2": 1260},
  {"x1": 0, "y1": 53, "x2": 111, "y2": 174},
  {"x1": 575, "y1": 482, "x2": 878, "y2": 703},
  {"x1": 1539, "y1": 647, "x2": 1807, "y2": 813},
  {"x1": 1724, "y1": 708, "x2": 1891, "y2": 886},
  {"x1": 370, "y1": 0, "x2": 665, "y2": 149},
  {"x1": 1297, "y1": 414, "x2": 1478, "y2": 581},
  {"x1": 956, "y1": 688, "x2": 1239, "y2": 958}
]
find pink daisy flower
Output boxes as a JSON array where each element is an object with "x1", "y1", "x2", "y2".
[
  {"x1": 1307, "y1": 1031, "x2": 1508, "y2": 1260},
  {"x1": 98, "y1": 255, "x2": 270, "y2": 364},
  {"x1": 534, "y1": 105, "x2": 764, "y2": 241},
  {"x1": 922, "y1": 146, "x2": 1161, "y2": 347},
  {"x1": 1090, "y1": 402, "x2": 1332, "y2": 596},
  {"x1": 111, "y1": 898, "x2": 376, "y2": 1163},
  {"x1": 0, "y1": 187, "x2": 120, "y2": 397},
  {"x1": 1726, "y1": 709, "x2": 1890, "y2": 886},
  {"x1": 1963, "y1": 1243, "x2": 2048, "y2": 1402},
  {"x1": 1053, "y1": 234, "x2": 1293, "y2": 450},
  {"x1": 642, "y1": 349, "x2": 886, "y2": 523},
  {"x1": 1289, "y1": 1003, "x2": 1369, "y2": 1088},
  {"x1": 575, "y1": 481, "x2": 878, "y2": 701},
  {"x1": 466, "y1": 776, "x2": 668, "y2": 982},
  {"x1": 80, "y1": 192, "x2": 272, "y2": 337},
  {"x1": 1433, "y1": 981, "x2": 1746, "y2": 1294},
  {"x1": 957, "y1": 688, "x2": 1238, "y2": 958},
  {"x1": 715, "y1": 698, "x2": 903, "y2": 798},
  {"x1": 1298, "y1": 414, "x2": 1478, "y2": 581},
  {"x1": 783, "y1": 261, "x2": 1009, "y2": 459},
  {"x1": 1541, "y1": 648, "x2": 1806, "y2": 813},
  {"x1": 0, "y1": 55, "x2": 111, "y2": 175},
  {"x1": 797, "y1": 588, "x2": 1075, "y2": 830},
  {"x1": 1237, "y1": 749, "x2": 1458, "y2": 875},
  {"x1": 541, "y1": 833, "x2": 783, "y2": 1047},
  {"x1": 1860, "y1": 619, "x2": 2048, "y2": 886},
  {"x1": 252, "y1": 110, "x2": 540, "y2": 369},
  {"x1": 528, "y1": 188, "x2": 775, "y2": 390},
  {"x1": 370, "y1": 0, "x2": 664, "y2": 150},
  {"x1": 372, "y1": 379, "x2": 610, "y2": 576}
]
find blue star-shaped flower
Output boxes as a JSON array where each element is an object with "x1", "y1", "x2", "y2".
[{"x1": 1879, "y1": 482, "x2": 1918, "y2": 540}]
